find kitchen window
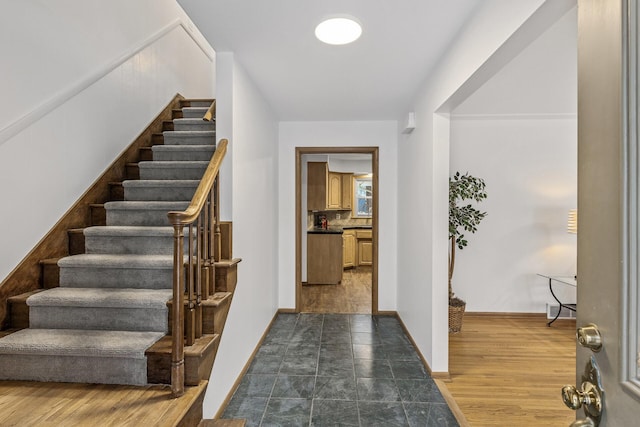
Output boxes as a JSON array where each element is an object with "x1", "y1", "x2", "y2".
[{"x1": 354, "y1": 175, "x2": 372, "y2": 218}]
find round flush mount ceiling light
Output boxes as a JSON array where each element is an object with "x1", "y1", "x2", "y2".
[{"x1": 315, "y1": 17, "x2": 362, "y2": 45}]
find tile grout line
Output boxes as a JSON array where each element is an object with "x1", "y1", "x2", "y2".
[
  {"x1": 350, "y1": 315, "x2": 364, "y2": 427},
  {"x1": 308, "y1": 313, "x2": 324, "y2": 427}
]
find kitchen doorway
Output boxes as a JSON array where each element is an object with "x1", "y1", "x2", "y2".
[{"x1": 295, "y1": 147, "x2": 379, "y2": 314}]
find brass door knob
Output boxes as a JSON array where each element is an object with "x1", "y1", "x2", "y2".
[
  {"x1": 577, "y1": 324, "x2": 602, "y2": 352},
  {"x1": 562, "y1": 382, "x2": 602, "y2": 418},
  {"x1": 570, "y1": 419, "x2": 595, "y2": 427}
]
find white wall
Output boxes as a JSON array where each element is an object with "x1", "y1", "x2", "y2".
[
  {"x1": 450, "y1": 117, "x2": 577, "y2": 311},
  {"x1": 203, "y1": 54, "x2": 280, "y2": 417},
  {"x1": 278, "y1": 122, "x2": 398, "y2": 311},
  {"x1": 449, "y1": 8, "x2": 577, "y2": 313},
  {"x1": 0, "y1": 0, "x2": 215, "y2": 283},
  {"x1": 396, "y1": 0, "x2": 570, "y2": 373}
]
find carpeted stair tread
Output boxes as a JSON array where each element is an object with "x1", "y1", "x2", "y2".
[
  {"x1": 57, "y1": 254, "x2": 179, "y2": 289},
  {"x1": 84, "y1": 226, "x2": 175, "y2": 238},
  {"x1": 27, "y1": 288, "x2": 171, "y2": 332},
  {"x1": 122, "y1": 179, "x2": 199, "y2": 201},
  {"x1": 84, "y1": 226, "x2": 194, "y2": 255},
  {"x1": 173, "y1": 118, "x2": 216, "y2": 131},
  {"x1": 184, "y1": 100, "x2": 213, "y2": 107},
  {"x1": 104, "y1": 200, "x2": 190, "y2": 227},
  {"x1": 27, "y1": 287, "x2": 172, "y2": 309},
  {"x1": 139, "y1": 160, "x2": 211, "y2": 168},
  {"x1": 58, "y1": 253, "x2": 174, "y2": 269},
  {"x1": 138, "y1": 161, "x2": 209, "y2": 180},
  {"x1": 122, "y1": 180, "x2": 200, "y2": 190},
  {"x1": 152, "y1": 145, "x2": 215, "y2": 161},
  {"x1": 105, "y1": 200, "x2": 190, "y2": 211},
  {"x1": 162, "y1": 131, "x2": 215, "y2": 146},
  {"x1": 182, "y1": 107, "x2": 209, "y2": 118},
  {"x1": 0, "y1": 329, "x2": 163, "y2": 358}
]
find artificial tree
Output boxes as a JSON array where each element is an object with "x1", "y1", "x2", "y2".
[{"x1": 448, "y1": 172, "x2": 488, "y2": 307}]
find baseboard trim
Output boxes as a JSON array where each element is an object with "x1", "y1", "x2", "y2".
[
  {"x1": 431, "y1": 371, "x2": 452, "y2": 381},
  {"x1": 376, "y1": 310, "x2": 397, "y2": 316},
  {"x1": 393, "y1": 313, "x2": 439, "y2": 376},
  {"x1": 435, "y1": 379, "x2": 471, "y2": 427},
  {"x1": 277, "y1": 308, "x2": 297, "y2": 314},
  {"x1": 465, "y1": 312, "x2": 548, "y2": 319}
]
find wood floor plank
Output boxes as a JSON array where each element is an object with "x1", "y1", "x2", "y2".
[
  {"x1": 445, "y1": 314, "x2": 576, "y2": 426},
  {"x1": 301, "y1": 266, "x2": 372, "y2": 313},
  {"x1": 0, "y1": 380, "x2": 206, "y2": 426}
]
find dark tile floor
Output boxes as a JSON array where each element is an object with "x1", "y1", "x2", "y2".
[{"x1": 221, "y1": 313, "x2": 459, "y2": 427}]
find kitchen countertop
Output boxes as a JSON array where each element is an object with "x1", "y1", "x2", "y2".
[
  {"x1": 307, "y1": 227, "x2": 344, "y2": 234},
  {"x1": 307, "y1": 225, "x2": 371, "y2": 234}
]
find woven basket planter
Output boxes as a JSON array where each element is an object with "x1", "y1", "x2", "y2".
[{"x1": 448, "y1": 300, "x2": 466, "y2": 333}]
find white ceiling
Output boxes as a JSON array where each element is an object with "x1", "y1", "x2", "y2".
[{"x1": 177, "y1": 0, "x2": 483, "y2": 121}]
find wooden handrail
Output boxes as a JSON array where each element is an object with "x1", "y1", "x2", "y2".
[
  {"x1": 167, "y1": 138, "x2": 227, "y2": 226},
  {"x1": 203, "y1": 100, "x2": 216, "y2": 122},
  {"x1": 167, "y1": 137, "x2": 227, "y2": 398}
]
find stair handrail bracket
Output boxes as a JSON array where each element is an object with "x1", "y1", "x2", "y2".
[{"x1": 167, "y1": 138, "x2": 228, "y2": 398}]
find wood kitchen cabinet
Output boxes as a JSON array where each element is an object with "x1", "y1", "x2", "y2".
[
  {"x1": 307, "y1": 162, "x2": 352, "y2": 211},
  {"x1": 341, "y1": 173, "x2": 353, "y2": 210},
  {"x1": 307, "y1": 233, "x2": 343, "y2": 284},
  {"x1": 327, "y1": 172, "x2": 342, "y2": 209},
  {"x1": 356, "y1": 229, "x2": 373, "y2": 266},
  {"x1": 342, "y1": 230, "x2": 356, "y2": 268}
]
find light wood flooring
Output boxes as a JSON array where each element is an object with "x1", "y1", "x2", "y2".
[
  {"x1": 301, "y1": 266, "x2": 372, "y2": 313},
  {"x1": 445, "y1": 314, "x2": 576, "y2": 426},
  {"x1": 0, "y1": 380, "x2": 206, "y2": 426}
]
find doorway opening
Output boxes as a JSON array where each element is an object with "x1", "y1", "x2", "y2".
[{"x1": 295, "y1": 147, "x2": 379, "y2": 314}]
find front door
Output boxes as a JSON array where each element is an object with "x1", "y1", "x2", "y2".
[{"x1": 574, "y1": 0, "x2": 640, "y2": 424}]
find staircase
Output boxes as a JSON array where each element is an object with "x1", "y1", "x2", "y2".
[{"x1": 0, "y1": 99, "x2": 238, "y2": 394}]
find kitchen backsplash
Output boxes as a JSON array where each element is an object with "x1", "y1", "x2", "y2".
[{"x1": 308, "y1": 211, "x2": 372, "y2": 229}]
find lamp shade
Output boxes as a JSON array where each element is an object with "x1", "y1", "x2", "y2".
[{"x1": 567, "y1": 209, "x2": 578, "y2": 234}]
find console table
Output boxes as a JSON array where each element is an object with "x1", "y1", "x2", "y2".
[{"x1": 537, "y1": 274, "x2": 577, "y2": 326}]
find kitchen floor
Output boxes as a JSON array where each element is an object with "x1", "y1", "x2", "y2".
[
  {"x1": 220, "y1": 313, "x2": 458, "y2": 426},
  {"x1": 301, "y1": 267, "x2": 372, "y2": 313}
]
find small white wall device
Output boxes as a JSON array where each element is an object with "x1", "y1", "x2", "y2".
[{"x1": 402, "y1": 112, "x2": 416, "y2": 134}]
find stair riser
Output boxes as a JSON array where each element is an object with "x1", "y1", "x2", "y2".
[
  {"x1": 59, "y1": 267, "x2": 172, "y2": 289},
  {"x1": 173, "y1": 121, "x2": 215, "y2": 132},
  {"x1": 139, "y1": 166, "x2": 207, "y2": 181},
  {"x1": 85, "y1": 235, "x2": 194, "y2": 255},
  {"x1": 124, "y1": 185, "x2": 197, "y2": 201},
  {"x1": 163, "y1": 133, "x2": 215, "y2": 146},
  {"x1": 0, "y1": 354, "x2": 148, "y2": 385},
  {"x1": 30, "y1": 307, "x2": 168, "y2": 333},
  {"x1": 152, "y1": 149, "x2": 214, "y2": 162}
]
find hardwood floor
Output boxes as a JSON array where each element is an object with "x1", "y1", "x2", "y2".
[
  {"x1": 0, "y1": 380, "x2": 206, "y2": 426},
  {"x1": 445, "y1": 314, "x2": 576, "y2": 426},
  {"x1": 301, "y1": 266, "x2": 371, "y2": 313}
]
